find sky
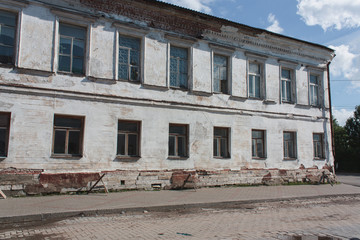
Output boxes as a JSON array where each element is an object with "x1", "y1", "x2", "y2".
[{"x1": 162, "y1": 0, "x2": 360, "y2": 126}]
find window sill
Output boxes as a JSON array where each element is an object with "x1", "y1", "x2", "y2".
[
  {"x1": 283, "y1": 158, "x2": 297, "y2": 161},
  {"x1": 213, "y1": 156, "x2": 231, "y2": 160},
  {"x1": 169, "y1": 86, "x2": 189, "y2": 92},
  {"x1": 0, "y1": 63, "x2": 15, "y2": 69},
  {"x1": 263, "y1": 99, "x2": 276, "y2": 105},
  {"x1": 57, "y1": 71, "x2": 86, "y2": 78},
  {"x1": 0, "y1": 157, "x2": 6, "y2": 161},
  {"x1": 114, "y1": 156, "x2": 141, "y2": 162},
  {"x1": 51, "y1": 154, "x2": 82, "y2": 160},
  {"x1": 213, "y1": 91, "x2": 230, "y2": 95},
  {"x1": 281, "y1": 101, "x2": 296, "y2": 105},
  {"x1": 168, "y1": 156, "x2": 189, "y2": 160},
  {"x1": 118, "y1": 78, "x2": 141, "y2": 84},
  {"x1": 313, "y1": 158, "x2": 325, "y2": 161},
  {"x1": 252, "y1": 157, "x2": 266, "y2": 160}
]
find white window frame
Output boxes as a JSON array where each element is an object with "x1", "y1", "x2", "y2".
[
  {"x1": 279, "y1": 60, "x2": 298, "y2": 104},
  {"x1": 307, "y1": 67, "x2": 324, "y2": 107},
  {"x1": 0, "y1": 2, "x2": 26, "y2": 67},
  {"x1": 113, "y1": 23, "x2": 148, "y2": 83},
  {"x1": 313, "y1": 132, "x2": 325, "y2": 160},
  {"x1": 283, "y1": 131, "x2": 297, "y2": 160},
  {"x1": 245, "y1": 52, "x2": 267, "y2": 100},
  {"x1": 165, "y1": 34, "x2": 195, "y2": 90},
  {"x1": 209, "y1": 43, "x2": 234, "y2": 95},
  {"x1": 252, "y1": 129, "x2": 266, "y2": 159},
  {"x1": 52, "y1": 10, "x2": 94, "y2": 76}
]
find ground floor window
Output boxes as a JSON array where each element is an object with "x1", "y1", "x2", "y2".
[
  {"x1": 169, "y1": 124, "x2": 188, "y2": 158},
  {"x1": 313, "y1": 133, "x2": 324, "y2": 159},
  {"x1": 53, "y1": 115, "x2": 84, "y2": 157},
  {"x1": 283, "y1": 131, "x2": 296, "y2": 159},
  {"x1": 0, "y1": 112, "x2": 10, "y2": 157},
  {"x1": 213, "y1": 127, "x2": 230, "y2": 158},
  {"x1": 252, "y1": 130, "x2": 265, "y2": 158},
  {"x1": 117, "y1": 120, "x2": 141, "y2": 157}
]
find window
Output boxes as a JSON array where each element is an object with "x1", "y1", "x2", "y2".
[
  {"x1": 119, "y1": 35, "x2": 141, "y2": 82},
  {"x1": 169, "y1": 124, "x2": 188, "y2": 158},
  {"x1": 170, "y1": 46, "x2": 188, "y2": 89},
  {"x1": 248, "y1": 62, "x2": 262, "y2": 98},
  {"x1": 213, "y1": 127, "x2": 230, "y2": 158},
  {"x1": 0, "y1": 112, "x2": 10, "y2": 157},
  {"x1": 117, "y1": 120, "x2": 140, "y2": 157},
  {"x1": 281, "y1": 68, "x2": 293, "y2": 102},
  {"x1": 252, "y1": 130, "x2": 265, "y2": 158},
  {"x1": 213, "y1": 54, "x2": 228, "y2": 94},
  {"x1": 283, "y1": 132, "x2": 296, "y2": 159},
  {"x1": 0, "y1": 10, "x2": 16, "y2": 65},
  {"x1": 309, "y1": 74, "x2": 319, "y2": 106},
  {"x1": 313, "y1": 133, "x2": 324, "y2": 159},
  {"x1": 52, "y1": 115, "x2": 84, "y2": 156},
  {"x1": 58, "y1": 23, "x2": 86, "y2": 74}
]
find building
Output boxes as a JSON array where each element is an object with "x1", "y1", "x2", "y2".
[{"x1": 0, "y1": 0, "x2": 335, "y2": 195}]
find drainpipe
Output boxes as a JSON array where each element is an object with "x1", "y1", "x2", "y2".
[{"x1": 327, "y1": 61, "x2": 336, "y2": 175}]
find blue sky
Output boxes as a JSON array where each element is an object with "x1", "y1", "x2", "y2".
[{"x1": 162, "y1": 0, "x2": 360, "y2": 126}]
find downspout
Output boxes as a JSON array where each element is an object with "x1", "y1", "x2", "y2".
[{"x1": 327, "y1": 61, "x2": 336, "y2": 175}]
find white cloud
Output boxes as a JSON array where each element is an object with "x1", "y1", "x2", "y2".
[
  {"x1": 329, "y1": 44, "x2": 360, "y2": 90},
  {"x1": 162, "y1": 0, "x2": 214, "y2": 13},
  {"x1": 266, "y1": 13, "x2": 284, "y2": 34},
  {"x1": 333, "y1": 108, "x2": 354, "y2": 126},
  {"x1": 297, "y1": 0, "x2": 360, "y2": 31}
]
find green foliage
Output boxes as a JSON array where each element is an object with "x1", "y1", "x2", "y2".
[{"x1": 335, "y1": 106, "x2": 360, "y2": 172}]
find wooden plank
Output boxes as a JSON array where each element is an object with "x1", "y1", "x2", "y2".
[{"x1": 0, "y1": 189, "x2": 7, "y2": 199}]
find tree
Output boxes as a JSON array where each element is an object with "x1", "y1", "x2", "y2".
[{"x1": 332, "y1": 117, "x2": 350, "y2": 171}]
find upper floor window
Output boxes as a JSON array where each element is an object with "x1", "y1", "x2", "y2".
[
  {"x1": 52, "y1": 115, "x2": 84, "y2": 157},
  {"x1": 58, "y1": 23, "x2": 86, "y2": 74},
  {"x1": 213, "y1": 127, "x2": 230, "y2": 158},
  {"x1": 117, "y1": 120, "x2": 141, "y2": 157},
  {"x1": 252, "y1": 129, "x2": 265, "y2": 158},
  {"x1": 248, "y1": 62, "x2": 262, "y2": 98},
  {"x1": 0, "y1": 10, "x2": 16, "y2": 65},
  {"x1": 213, "y1": 54, "x2": 228, "y2": 94},
  {"x1": 119, "y1": 35, "x2": 141, "y2": 82},
  {"x1": 281, "y1": 69, "x2": 293, "y2": 102},
  {"x1": 313, "y1": 133, "x2": 324, "y2": 159},
  {"x1": 309, "y1": 74, "x2": 319, "y2": 106},
  {"x1": 169, "y1": 124, "x2": 188, "y2": 158},
  {"x1": 283, "y1": 131, "x2": 296, "y2": 159},
  {"x1": 0, "y1": 112, "x2": 10, "y2": 158},
  {"x1": 170, "y1": 46, "x2": 188, "y2": 89}
]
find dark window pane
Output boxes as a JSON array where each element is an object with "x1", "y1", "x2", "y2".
[
  {"x1": 282, "y1": 69, "x2": 290, "y2": 79},
  {"x1": 249, "y1": 63, "x2": 260, "y2": 74},
  {"x1": 119, "y1": 48, "x2": 129, "y2": 64},
  {"x1": 178, "y1": 136, "x2": 186, "y2": 157},
  {"x1": 130, "y1": 50, "x2": 139, "y2": 65},
  {"x1": 68, "y1": 131, "x2": 80, "y2": 154},
  {"x1": 214, "y1": 128, "x2": 227, "y2": 137},
  {"x1": 0, "y1": 46, "x2": 13, "y2": 64},
  {"x1": 117, "y1": 134, "x2": 125, "y2": 155},
  {"x1": 0, "y1": 11, "x2": 16, "y2": 27},
  {"x1": 169, "y1": 136, "x2": 175, "y2": 156},
  {"x1": 119, "y1": 64, "x2": 129, "y2": 80},
  {"x1": 220, "y1": 79, "x2": 228, "y2": 94},
  {"x1": 59, "y1": 23, "x2": 85, "y2": 40},
  {"x1": 72, "y1": 57, "x2": 84, "y2": 74},
  {"x1": 0, "y1": 114, "x2": 9, "y2": 127},
  {"x1": 128, "y1": 134, "x2": 138, "y2": 156},
  {"x1": 220, "y1": 138, "x2": 227, "y2": 157},
  {"x1": 55, "y1": 117, "x2": 82, "y2": 128},
  {"x1": 252, "y1": 139, "x2": 256, "y2": 157},
  {"x1": 119, "y1": 35, "x2": 140, "y2": 50},
  {"x1": 130, "y1": 66, "x2": 139, "y2": 81},
  {"x1": 310, "y1": 75, "x2": 318, "y2": 84},
  {"x1": 59, "y1": 37, "x2": 71, "y2": 55},
  {"x1": 58, "y1": 55, "x2": 71, "y2": 72},
  {"x1": 0, "y1": 129, "x2": 6, "y2": 156},
  {"x1": 169, "y1": 125, "x2": 186, "y2": 135},
  {"x1": 255, "y1": 76, "x2": 260, "y2": 98},
  {"x1": 213, "y1": 138, "x2": 218, "y2": 156},
  {"x1": 0, "y1": 26, "x2": 15, "y2": 46},
  {"x1": 118, "y1": 122, "x2": 138, "y2": 132},
  {"x1": 54, "y1": 130, "x2": 66, "y2": 154},
  {"x1": 214, "y1": 55, "x2": 226, "y2": 65},
  {"x1": 73, "y1": 39, "x2": 84, "y2": 57},
  {"x1": 257, "y1": 141, "x2": 263, "y2": 157}
]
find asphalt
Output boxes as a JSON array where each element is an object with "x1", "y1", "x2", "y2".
[{"x1": 1, "y1": 173, "x2": 360, "y2": 228}]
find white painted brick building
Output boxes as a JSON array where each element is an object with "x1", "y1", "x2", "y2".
[{"x1": 0, "y1": 0, "x2": 335, "y2": 195}]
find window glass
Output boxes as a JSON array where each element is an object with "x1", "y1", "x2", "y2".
[
  {"x1": 169, "y1": 124, "x2": 188, "y2": 157},
  {"x1": 117, "y1": 121, "x2": 140, "y2": 157},
  {"x1": 252, "y1": 130, "x2": 265, "y2": 158},
  {"x1": 249, "y1": 63, "x2": 262, "y2": 98},
  {"x1": 170, "y1": 46, "x2": 188, "y2": 89},
  {"x1": 119, "y1": 35, "x2": 140, "y2": 81},
  {"x1": 213, "y1": 127, "x2": 229, "y2": 158},
  {"x1": 58, "y1": 23, "x2": 86, "y2": 74},
  {"x1": 213, "y1": 54, "x2": 228, "y2": 93},
  {"x1": 0, "y1": 10, "x2": 16, "y2": 64},
  {"x1": 53, "y1": 130, "x2": 66, "y2": 154}
]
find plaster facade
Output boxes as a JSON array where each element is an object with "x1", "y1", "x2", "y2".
[{"x1": 0, "y1": 0, "x2": 335, "y2": 195}]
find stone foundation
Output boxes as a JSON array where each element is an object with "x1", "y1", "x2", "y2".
[{"x1": 0, "y1": 167, "x2": 336, "y2": 197}]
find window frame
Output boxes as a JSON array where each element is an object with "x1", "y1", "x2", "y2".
[
  {"x1": 0, "y1": 112, "x2": 11, "y2": 158},
  {"x1": 117, "y1": 120, "x2": 141, "y2": 158},
  {"x1": 169, "y1": 45, "x2": 189, "y2": 90},
  {"x1": 212, "y1": 53, "x2": 229, "y2": 94},
  {"x1": 0, "y1": 8, "x2": 20, "y2": 67},
  {"x1": 246, "y1": 52, "x2": 267, "y2": 100},
  {"x1": 57, "y1": 22, "x2": 87, "y2": 75},
  {"x1": 280, "y1": 67, "x2": 296, "y2": 103},
  {"x1": 313, "y1": 133, "x2": 325, "y2": 160},
  {"x1": 52, "y1": 114, "x2": 85, "y2": 158},
  {"x1": 118, "y1": 34, "x2": 142, "y2": 83},
  {"x1": 168, "y1": 123, "x2": 189, "y2": 159},
  {"x1": 283, "y1": 131, "x2": 297, "y2": 160},
  {"x1": 309, "y1": 73, "x2": 320, "y2": 106},
  {"x1": 252, "y1": 129, "x2": 266, "y2": 159},
  {"x1": 213, "y1": 127, "x2": 230, "y2": 159}
]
